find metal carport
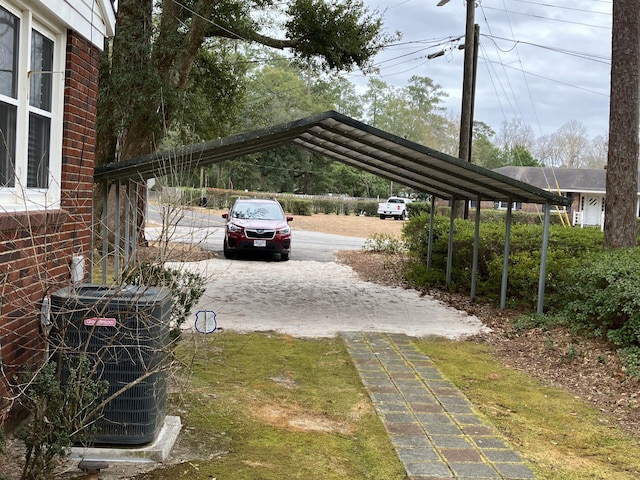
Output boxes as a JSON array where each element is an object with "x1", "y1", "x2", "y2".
[{"x1": 95, "y1": 110, "x2": 571, "y2": 313}]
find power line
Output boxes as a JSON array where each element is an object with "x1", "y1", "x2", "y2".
[
  {"x1": 481, "y1": 5, "x2": 611, "y2": 30},
  {"x1": 483, "y1": 34, "x2": 610, "y2": 64},
  {"x1": 482, "y1": 57, "x2": 609, "y2": 97},
  {"x1": 507, "y1": 0, "x2": 611, "y2": 16}
]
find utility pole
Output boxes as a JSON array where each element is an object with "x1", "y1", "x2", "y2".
[
  {"x1": 458, "y1": 0, "x2": 476, "y2": 169},
  {"x1": 438, "y1": 0, "x2": 477, "y2": 218}
]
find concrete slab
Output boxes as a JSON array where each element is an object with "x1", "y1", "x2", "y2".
[{"x1": 69, "y1": 415, "x2": 181, "y2": 464}]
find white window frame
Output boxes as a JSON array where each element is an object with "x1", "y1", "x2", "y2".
[
  {"x1": 0, "y1": 3, "x2": 65, "y2": 212},
  {"x1": 494, "y1": 201, "x2": 522, "y2": 211}
]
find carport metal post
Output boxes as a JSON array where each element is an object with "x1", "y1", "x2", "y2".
[
  {"x1": 471, "y1": 197, "x2": 481, "y2": 300},
  {"x1": 427, "y1": 194, "x2": 436, "y2": 270},
  {"x1": 446, "y1": 197, "x2": 457, "y2": 288},
  {"x1": 101, "y1": 180, "x2": 109, "y2": 284},
  {"x1": 114, "y1": 180, "x2": 121, "y2": 281},
  {"x1": 124, "y1": 180, "x2": 131, "y2": 265},
  {"x1": 537, "y1": 203, "x2": 551, "y2": 314},
  {"x1": 500, "y1": 200, "x2": 513, "y2": 309},
  {"x1": 131, "y1": 179, "x2": 139, "y2": 263}
]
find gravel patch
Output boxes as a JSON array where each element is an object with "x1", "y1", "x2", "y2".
[{"x1": 183, "y1": 258, "x2": 489, "y2": 339}]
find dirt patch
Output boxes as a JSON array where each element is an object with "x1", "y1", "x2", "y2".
[
  {"x1": 251, "y1": 402, "x2": 357, "y2": 435},
  {"x1": 291, "y1": 213, "x2": 406, "y2": 238}
]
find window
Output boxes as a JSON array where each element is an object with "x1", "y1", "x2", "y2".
[
  {"x1": 0, "y1": 7, "x2": 19, "y2": 188},
  {"x1": 29, "y1": 30, "x2": 53, "y2": 189},
  {"x1": 494, "y1": 201, "x2": 522, "y2": 211},
  {"x1": 0, "y1": 4, "x2": 64, "y2": 211}
]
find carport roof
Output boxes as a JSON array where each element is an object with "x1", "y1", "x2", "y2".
[{"x1": 95, "y1": 110, "x2": 570, "y2": 206}]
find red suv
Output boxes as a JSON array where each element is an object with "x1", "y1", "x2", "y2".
[{"x1": 222, "y1": 198, "x2": 293, "y2": 261}]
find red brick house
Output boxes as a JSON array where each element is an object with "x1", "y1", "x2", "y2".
[{"x1": 0, "y1": 0, "x2": 115, "y2": 416}]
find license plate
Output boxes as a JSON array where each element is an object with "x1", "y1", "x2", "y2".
[{"x1": 253, "y1": 239, "x2": 267, "y2": 247}]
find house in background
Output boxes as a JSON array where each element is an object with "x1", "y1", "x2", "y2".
[
  {"x1": 0, "y1": 0, "x2": 115, "y2": 417},
  {"x1": 493, "y1": 166, "x2": 640, "y2": 228}
]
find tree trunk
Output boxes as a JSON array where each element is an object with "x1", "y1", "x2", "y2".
[
  {"x1": 604, "y1": 0, "x2": 639, "y2": 249},
  {"x1": 96, "y1": 0, "x2": 157, "y2": 247}
]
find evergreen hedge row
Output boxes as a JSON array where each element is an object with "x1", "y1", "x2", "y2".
[{"x1": 401, "y1": 213, "x2": 640, "y2": 375}]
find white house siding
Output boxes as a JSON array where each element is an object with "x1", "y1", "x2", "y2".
[{"x1": 29, "y1": 0, "x2": 115, "y2": 48}]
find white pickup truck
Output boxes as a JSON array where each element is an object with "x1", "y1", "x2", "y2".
[{"x1": 377, "y1": 197, "x2": 410, "y2": 220}]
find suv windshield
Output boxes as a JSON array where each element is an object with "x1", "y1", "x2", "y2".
[{"x1": 232, "y1": 202, "x2": 284, "y2": 220}]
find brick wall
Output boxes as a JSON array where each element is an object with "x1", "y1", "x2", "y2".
[{"x1": 0, "y1": 31, "x2": 100, "y2": 413}]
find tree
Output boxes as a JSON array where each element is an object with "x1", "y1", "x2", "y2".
[
  {"x1": 98, "y1": 0, "x2": 394, "y2": 164},
  {"x1": 500, "y1": 145, "x2": 541, "y2": 167},
  {"x1": 362, "y1": 78, "x2": 393, "y2": 128},
  {"x1": 471, "y1": 135, "x2": 502, "y2": 168},
  {"x1": 361, "y1": 76, "x2": 451, "y2": 148},
  {"x1": 471, "y1": 121, "x2": 501, "y2": 168},
  {"x1": 583, "y1": 135, "x2": 608, "y2": 169},
  {"x1": 496, "y1": 118, "x2": 535, "y2": 153},
  {"x1": 604, "y1": 0, "x2": 639, "y2": 249},
  {"x1": 96, "y1": 0, "x2": 396, "y2": 242},
  {"x1": 535, "y1": 133, "x2": 561, "y2": 167},
  {"x1": 535, "y1": 120, "x2": 589, "y2": 168}
]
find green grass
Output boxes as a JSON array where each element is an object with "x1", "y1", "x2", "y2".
[
  {"x1": 134, "y1": 332, "x2": 640, "y2": 480},
  {"x1": 413, "y1": 337, "x2": 640, "y2": 480},
  {"x1": 138, "y1": 332, "x2": 405, "y2": 479}
]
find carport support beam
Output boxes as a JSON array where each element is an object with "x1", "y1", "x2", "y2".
[
  {"x1": 114, "y1": 180, "x2": 121, "y2": 282},
  {"x1": 131, "y1": 180, "x2": 139, "y2": 263},
  {"x1": 101, "y1": 180, "x2": 108, "y2": 285},
  {"x1": 446, "y1": 198, "x2": 456, "y2": 289},
  {"x1": 471, "y1": 197, "x2": 481, "y2": 300},
  {"x1": 427, "y1": 195, "x2": 436, "y2": 270},
  {"x1": 537, "y1": 203, "x2": 551, "y2": 314},
  {"x1": 500, "y1": 201, "x2": 513, "y2": 309},
  {"x1": 124, "y1": 180, "x2": 131, "y2": 265}
]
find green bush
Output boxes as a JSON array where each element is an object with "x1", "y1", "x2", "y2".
[
  {"x1": 356, "y1": 200, "x2": 378, "y2": 216},
  {"x1": 122, "y1": 262, "x2": 206, "y2": 335},
  {"x1": 618, "y1": 346, "x2": 640, "y2": 377},
  {"x1": 402, "y1": 213, "x2": 640, "y2": 377},
  {"x1": 401, "y1": 213, "x2": 604, "y2": 308},
  {"x1": 362, "y1": 233, "x2": 405, "y2": 254},
  {"x1": 406, "y1": 201, "x2": 430, "y2": 218},
  {"x1": 313, "y1": 198, "x2": 335, "y2": 214},
  {"x1": 290, "y1": 200, "x2": 312, "y2": 216},
  {"x1": 17, "y1": 357, "x2": 108, "y2": 480},
  {"x1": 182, "y1": 187, "x2": 203, "y2": 206},
  {"x1": 559, "y1": 248, "x2": 640, "y2": 346}
]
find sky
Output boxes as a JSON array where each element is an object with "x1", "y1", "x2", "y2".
[{"x1": 350, "y1": 0, "x2": 612, "y2": 140}]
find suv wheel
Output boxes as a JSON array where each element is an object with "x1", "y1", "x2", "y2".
[{"x1": 223, "y1": 239, "x2": 235, "y2": 259}]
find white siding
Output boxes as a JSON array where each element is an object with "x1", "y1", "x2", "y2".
[{"x1": 26, "y1": 0, "x2": 116, "y2": 49}]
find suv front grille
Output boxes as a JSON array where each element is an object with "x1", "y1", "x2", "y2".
[{"x1": 245, "y1": 228, "x2": 276, "y2": 239}]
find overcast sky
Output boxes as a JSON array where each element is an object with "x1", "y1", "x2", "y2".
[{"x1": 350, "y1": 0, "x2": 612, "y2": 140}]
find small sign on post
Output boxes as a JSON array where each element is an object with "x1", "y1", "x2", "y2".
[{"x1": 195, "y1": 310, "x2": 217, "y2": 334}]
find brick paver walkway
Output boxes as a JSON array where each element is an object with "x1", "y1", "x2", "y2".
[{"x1": 342, "y1": 332, "x2": 536, "y2": 480}]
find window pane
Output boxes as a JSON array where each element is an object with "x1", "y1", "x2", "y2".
[
  {"x1": 27, "y1": 112, "x2": 50, "y2": 188},
  {"x1": 30, "y1": 30, "x2": 53, "y2": 111},
  {"x1": 0, "y1": 101, "x2": 16, "y2": 187},
  {"x1": 0, "y1": 7, "x2": 19, "y2": 98}
]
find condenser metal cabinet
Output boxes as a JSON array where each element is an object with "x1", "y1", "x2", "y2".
[{"x1": 51, "y1": 284, "x2": 172, "y2": 446}]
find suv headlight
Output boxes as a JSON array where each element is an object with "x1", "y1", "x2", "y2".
[
  {"x1": 227, "y1": 223, "x2": 242, "y2": 233},
  {"x1": 278, "y1": 226, "x2": 291, "y2": 235}
]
